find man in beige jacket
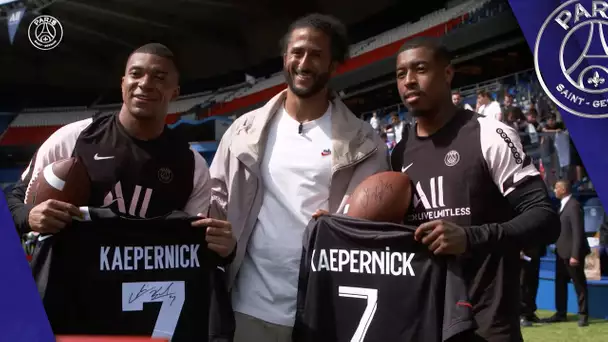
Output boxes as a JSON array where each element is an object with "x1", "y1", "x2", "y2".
[{"x1": 208, "y1": 13, "x2": 389, "y2": 342}]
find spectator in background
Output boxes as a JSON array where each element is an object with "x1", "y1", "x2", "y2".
[
  {"x1": 540, "y1": 114, "x2": 565, "y2": 133},
  {"x1": 390, "y1": 112, "x2": 405, "y2": 143},
  {"x1": 568, "y1": 140, "x2": 585, "y2": 188},
  {"x1": 544, "y1": 180, "x2": 590, "y2": 327},
  {"x1": 526, "y1": 109, "x2": 540, "y2": 131},
  {"x1": 370, "y1": 111, "x2": 380, "y2": 132},
  {"x1": 505, "y1": 107, "x2": 530, "y2": 147},
  {"x1": 379, "y1": 131, "x2": 395, "y2": 152},
  {"x1": 476, "y1": 90, "x2": 502, "y2": 121},
  {"x1": 503, "y1": 93, "x2": 516, "y2": 108},
  {"x1": 539, "y1": 114, "x2": 565, "y2": 186},
  {"x1": 452, "y1": 91, "x2": 473, "y2": 110},
  {"x1": 384, "y1": 123, "x2": 396, "y2": 144},
  {"x1": 502, "y1": 93, "x2": 516, "y2": 125}
]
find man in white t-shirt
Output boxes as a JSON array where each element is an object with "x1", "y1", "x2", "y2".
[
  {"x1": 370, "y1": 111, "x2": 380, "y2": 132},
  {"x1": 476, "y1": 90, "x2": 503, "y2": 121},
  {"x1": 208, "y1": 14, "x2": 389, "y2": 342}
]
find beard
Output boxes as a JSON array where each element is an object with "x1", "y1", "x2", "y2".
[{"x1": 284, "y1": 68, "x2": 331, "y2": 98}]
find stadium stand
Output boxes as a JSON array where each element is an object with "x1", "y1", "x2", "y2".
[{"x1": 0, "y1": 0, "x2": 490, "y2": 146}]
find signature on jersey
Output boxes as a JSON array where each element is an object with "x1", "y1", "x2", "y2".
[{"x1": 128, "y1": 282, "x2": 177, "y2": 306}]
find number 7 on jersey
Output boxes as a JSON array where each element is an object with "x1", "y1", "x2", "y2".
[
  {"x1": 338, "y1": 286, "x2": 378, "y2": 342},
  {"x1": 122, "y1": 281, "x2": 186, "y2": 339}
]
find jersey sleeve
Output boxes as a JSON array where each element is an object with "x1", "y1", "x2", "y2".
[
  {"x1": 442, "y1": 257, "x2": 475, "y2": 341},
  {"x1": 478, "y1": 117, "x2": 539, "y2": 197},
  {"x1": 5, "y1": 118, "x2": 92, "y2": 233},
  {"x1": 183, "y1": 148, "x2": 211, "y2": 216}
]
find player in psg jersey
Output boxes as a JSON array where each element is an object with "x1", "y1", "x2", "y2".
[
  {"x1": 391, "y1": 37, "x2": 560, "y2": 341},
  {"x1": 6, "y1": 43, "x2": 235, "y2": 260},
  {"x1": 4, "y1": 44, "x2": 236, "y2": 338}
]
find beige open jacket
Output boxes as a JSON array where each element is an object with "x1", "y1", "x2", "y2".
[{"x1": 208, "y1": 89, "x2": 390, "y2": 288}]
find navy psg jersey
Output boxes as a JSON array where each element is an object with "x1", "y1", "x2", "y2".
[
  {"x1": 392, "y1": 111, "x2": 537, "y2": 228},
  {"x1": 391, "y1": 110, "x2": 540, "y2": 341},
  {"x1": 293, "y1": 215, "x2": 475, "y2": 342},
  {"x1": 72, "y1": 113, "x2": 196, "y2": 218},
  {"x1": 31, "y1": 208, "x2": 231, "y2": 341},
  {"x1": 18, "y1": 112, "x2": 210, "y2": 221}
]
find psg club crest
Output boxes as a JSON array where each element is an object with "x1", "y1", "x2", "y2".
[
  {"x1": 28, "y1": 15, "x2": 63, "y2": 51},
  {"x1": 534, "y1": 0, "x2": 608, "y2": 118}
]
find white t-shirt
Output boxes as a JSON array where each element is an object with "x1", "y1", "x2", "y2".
[
  {"x1": 370, "y1": 116, "x2": 379, "y2": 130},
  {"x1": 394, "y1": 121, "x2": 405, "y2": 143},
  {"x1": 232, "y1": 103, "x2": 334, "y2": 326},
  {"x1": 479, "y1": 101, "x2": 502, "y2": 121}
]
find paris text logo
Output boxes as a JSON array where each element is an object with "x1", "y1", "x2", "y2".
[
  {"x1": 535, "y1": 0, "x2": 608, "y2": 119},
  {"x1": 28, "y1": 15, "x2": 63, "y2": 51}
]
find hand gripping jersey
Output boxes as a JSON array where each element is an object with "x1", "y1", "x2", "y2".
[
  {"x1": 30, "y1": 207, "x2": 234, "y2": 342},
  {"x1": 293, "y1": 215, "x2": 475, "y2": 342}
]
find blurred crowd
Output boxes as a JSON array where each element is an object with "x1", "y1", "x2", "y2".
[{"x1": 369, "y1": 88, "x2": 591, "y2": 193}]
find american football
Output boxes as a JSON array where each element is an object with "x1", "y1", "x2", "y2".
[
  {"x1": 345, "y1": 171, "x2": 412, "y2": 223},
  {"x1": 24, "y1": 157, "x2": 91, "y2": 207}
]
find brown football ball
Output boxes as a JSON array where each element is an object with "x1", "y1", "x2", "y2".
[
  {"x1": 345, "y1": 171, "x2": 412, "y2": 223},
  {"x1": 24, "y1": 157, "x2": 91, "y2": 207}
]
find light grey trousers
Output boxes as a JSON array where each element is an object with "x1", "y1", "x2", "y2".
[{"x1": 234, "y1": 312, "x2": 293, "y2": 342}]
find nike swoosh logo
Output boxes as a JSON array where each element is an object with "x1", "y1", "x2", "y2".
[
  {"x1": 94, "y1": 153, "x2": 115, "y2": 160},
  {"x1": 402, "y1": 163, "x2": 413, "y2": 173}
]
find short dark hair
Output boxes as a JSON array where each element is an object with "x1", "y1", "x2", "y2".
[
  {"x1": 506, "y1": 106, "x2": 524, "y2": 119},
  {"x1": 397, "y1": 36, "x2": 451, "y2": 66},
  {"x1": 477, "y1": 90, "x2": 491, "y2": 99},
  {"x1": 556, "y1": 179, "x2": 571, "y2": 192},
  {"x1": 452, "y1": 91, "x2": 461, "y2": 96},
  {"x1": 128, "y1": 43, "x2": 179, "y2": 75},
  {"x1": 281, "y1": 13, "x2": 349, "y2": 64}
]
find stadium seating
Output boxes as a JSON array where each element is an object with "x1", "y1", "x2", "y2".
[{"x1": 0, "y1": 0, "x2": 494, "y2": 146}]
